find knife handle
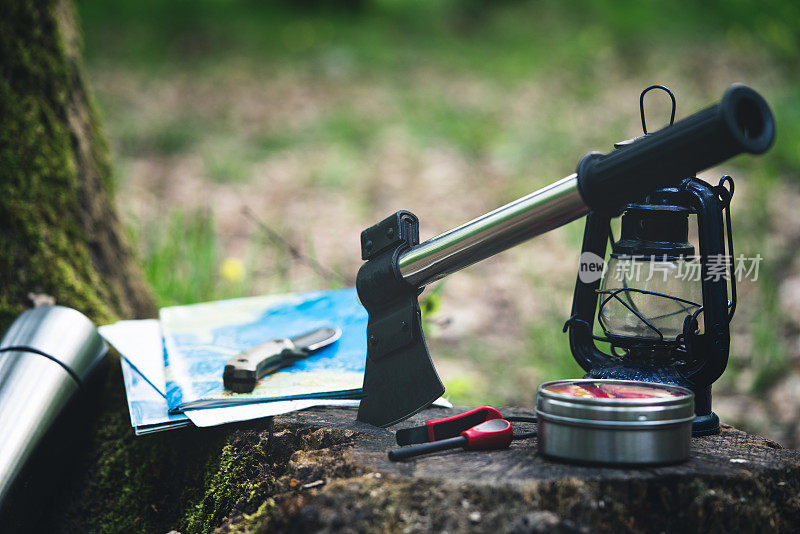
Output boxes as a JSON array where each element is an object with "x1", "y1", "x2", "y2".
[
  {"x1": 223, "y1": 327, "x2": 341, "y2": 393},
  {"x1": 290, "y1": 327, "x2": 341, "y2": 353},
  {"x1": 223, "y1": 338, "x2": 295, "y2": 393}
]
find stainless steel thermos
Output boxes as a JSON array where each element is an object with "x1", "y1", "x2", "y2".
[{"x1": 0, "y1": 306, "x2": 107, "y2": 505}]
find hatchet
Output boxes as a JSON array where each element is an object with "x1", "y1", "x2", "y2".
[{"x1": 355, "y1": 84, "x2": 775, "y2": 427}]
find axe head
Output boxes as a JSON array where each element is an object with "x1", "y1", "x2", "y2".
[{"x1": 355, "y1": 211, "x2": 445, "y2": 427}]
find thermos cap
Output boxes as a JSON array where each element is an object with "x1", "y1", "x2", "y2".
[{"x1": 0, "y1": 306, "x2": 107, "y2": 384}]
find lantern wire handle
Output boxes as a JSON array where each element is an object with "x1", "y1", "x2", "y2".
[
  {"x1": 714, "y1": 175, "x2": 737, "y2": 321},
  {"x1": 640, "y1": 85, "x2": 676, "y2": 135}
]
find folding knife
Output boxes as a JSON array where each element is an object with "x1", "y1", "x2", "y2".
[{"x1": 223, "y1": 326, "x2": 341, "y2": 393}]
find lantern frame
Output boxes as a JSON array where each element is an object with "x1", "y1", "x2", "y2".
[{"x1": 564, "y1": 175, "x2": 736, "y2": 435}]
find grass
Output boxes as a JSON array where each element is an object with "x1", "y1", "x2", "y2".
[
  {"x1": 81, "y1": 0, "x2": 800, "y2": 424},
  {"x1": 133, "y1": 208, "x2": 347, "y2": 307},
  {"x1": 202, "y1": 148, "x2": 253, "y2": 184},
  {"x1": 132, "y1": 210, "x2": 248, "y2": 307}
]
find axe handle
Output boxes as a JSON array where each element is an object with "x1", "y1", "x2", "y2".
[{"x1": 397, "y1": 84, "x2": 774, "y2": 289}]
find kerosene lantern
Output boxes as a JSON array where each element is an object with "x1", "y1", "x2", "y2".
[{"x1": 564, "y1": 86, "x2": 737, "y2": 435}]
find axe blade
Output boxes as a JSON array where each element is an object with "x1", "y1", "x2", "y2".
[{"x1": 357, "y1": 307, "x2": 444, "y2": 427}]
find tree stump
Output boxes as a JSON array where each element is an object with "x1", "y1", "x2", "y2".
[
  {"x1": 236, "y1": 406, "x2": 800, "y2": 533},
  {"x1": 41, "y1": 385, "x2": 799, "y2": 533}
]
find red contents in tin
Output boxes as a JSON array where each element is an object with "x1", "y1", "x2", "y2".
[
  {"x1": 575, "y1": 382, "x2": 612, "y2": 398},
  {"x1": 546, "y1": 382, "x2": 683, "y2": 399}
]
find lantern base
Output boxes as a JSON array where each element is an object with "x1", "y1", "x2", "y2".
[
  {"x1": 692, "y1": 412, "x2": 720, "y2": 436},
  {"x1": 691, "y1": 384, "x2": 720, "y2": 436}
]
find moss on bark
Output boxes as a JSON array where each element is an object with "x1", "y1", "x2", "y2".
[
  {"x1": 0, "y1": 0, "x2": 155, "y2": 329},
  {"x1": 40, "y1": 361, "x2": 358, "y2": 533}
]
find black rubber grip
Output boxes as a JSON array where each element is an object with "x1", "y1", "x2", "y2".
[{"x1": 577, "y1": 84, "x2": 774, "y2": 212}]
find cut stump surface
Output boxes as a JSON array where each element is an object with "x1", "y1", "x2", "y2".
[{"x1": 242, "y1": 406, "x2": 800, "y2": 533}]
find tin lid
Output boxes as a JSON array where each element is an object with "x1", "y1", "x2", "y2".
[{"x1": 537, "y1": 379, "x2": 694, "y2": 426}]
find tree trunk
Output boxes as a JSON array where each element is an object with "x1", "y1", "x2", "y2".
[{"x1": 0, "y1": 0, "x2": 156, "y2": 329}]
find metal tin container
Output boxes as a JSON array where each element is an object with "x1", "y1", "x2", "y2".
[
  {"x1": 0, "y1": 306, "x2": 107, "y2": 506},
  {"x1": 536, "y1": 379, "x2": 694, "y2": 465}
]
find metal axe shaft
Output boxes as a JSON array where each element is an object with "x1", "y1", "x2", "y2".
[{"x1": 398, "y1": 174, "x2": 587, "y2": 288}]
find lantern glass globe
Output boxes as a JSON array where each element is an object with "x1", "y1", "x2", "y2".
[{"x1": 599, "y1": 256, "x2": 702, "y2": 340}]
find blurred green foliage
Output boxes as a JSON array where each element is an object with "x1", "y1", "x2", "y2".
[
  {"x1": 77, "y1": 0, "x2": 799, "y2": 175},
  {"x1": 76, "y1": 1, "x2": 799, "y2": 63},
  {"x1": 76, "y1": 0, "x2": 800, "y2": 77}
]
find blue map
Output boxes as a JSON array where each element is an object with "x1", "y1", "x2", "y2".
[{"x1": 161, "y1": 288, "x2": 367, "y2": 412}]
